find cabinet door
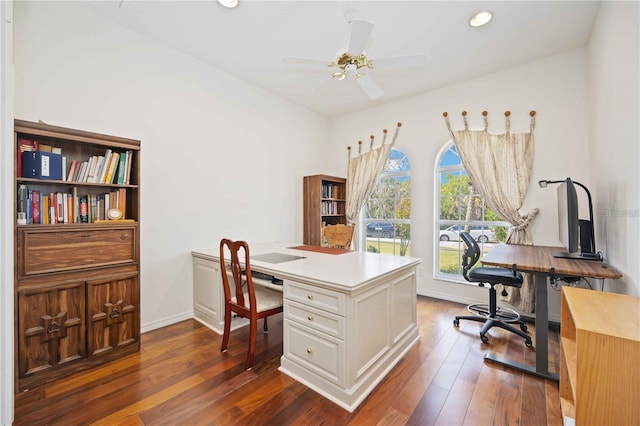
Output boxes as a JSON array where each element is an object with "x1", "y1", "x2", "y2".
[
  {"x1": 87, "y1": 273, "x2": 139, "y2": 357},
  {"x1": 193, "y1": 257, "x2": 223, "y2": 330},
  {"x1": 17, "y1": 282, "x2": 86, "y2": 380}
]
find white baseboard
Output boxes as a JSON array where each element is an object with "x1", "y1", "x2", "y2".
[
  {"x1": 141, "y1": 310, "x2": 194, "y2": 334},
  {"x1": 417, "y1": 289, "x2": 561, "y2": 323}
]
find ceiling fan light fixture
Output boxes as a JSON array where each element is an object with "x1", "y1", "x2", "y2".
[
  {"x1": 469, "y1": 11, "x2": 492, "y2": 27},
  {"x1": 217, "y1": 0, "x2": 239, "y2": 9},
  {"x1": 332, "y1": 71, "x2": 346, "y2": 80}
]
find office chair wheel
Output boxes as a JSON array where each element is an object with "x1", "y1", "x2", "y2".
[
  {"x1": 453, "y1": 318, "x2": 460, "y2": 327},
  {"x1": 525, "y1": 338, "x2": 533, "y2": 348},
  {"x1": 480, "y1": 333, "x2": 489, "y2": 344},
  {"x1": 520, "y1": 323, "x2": 528, "y2": 332}
]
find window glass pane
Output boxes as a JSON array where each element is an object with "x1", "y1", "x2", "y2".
[
  {"x1": 362, "y1": 148, "x2": 411, "y2": 257},
  {"x1": 435, "y1": 141, "x2": 510, "y2": 281},
  {"x1": 439, "y1": 145, "x2": 461, "y2": 167}
]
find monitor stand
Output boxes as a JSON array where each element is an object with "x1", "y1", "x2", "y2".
[{"x1": 552, "y1": 251, "x2": 602, "y2": 261}]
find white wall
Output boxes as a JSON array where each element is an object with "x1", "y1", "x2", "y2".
[
  {"x1": 0, "y1": 1, "x2": 14, "y2": 424},
  {"x1": 328, "y1": 49, "x2": 594, "y2": 321},
  {"x1": 588, "y1": 1, "x2": 640, "y2": 297},
  {"x1": 12, "y1": 1, "x2": 328, "y2": 332}
]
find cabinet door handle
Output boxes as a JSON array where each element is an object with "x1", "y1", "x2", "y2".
[
  {"x1": 47, "y1": 321, "x2": 61, "y2": 334},
  {"x1": 109, "y1": 308, "x2": 121, "y2": 319},
  {"x1": 307, "y1": 315, "x2": 313, "y2": 321},
  {"x1": 306, "y1": 348, "x2": 313, "y2": 354},
  {"x1": 307, "y1": 294, "x2": 314, "y2": 300}
]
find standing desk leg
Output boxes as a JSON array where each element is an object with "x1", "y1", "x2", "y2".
[{"x1": 484, "y1": 273, "x2": 559, "y2": 382}]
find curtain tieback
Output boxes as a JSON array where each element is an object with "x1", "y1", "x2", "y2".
[{"x1": 512, "y1": 208, "x2": 539, "y2": 231}]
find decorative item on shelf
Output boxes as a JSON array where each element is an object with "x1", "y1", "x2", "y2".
[{"x1": 107, "y1": 208, "x2": 123, "y2": 220}]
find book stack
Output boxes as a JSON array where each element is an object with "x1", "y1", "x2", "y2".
[
  {"x1": 65, "y1": 149, "x2": 133, "y2": 185},
  {"x1": 17, "y1": 185, "x2": 128, "y2": 225}
]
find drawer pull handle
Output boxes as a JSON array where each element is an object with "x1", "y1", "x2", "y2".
[
  {"x1": 110, "y1": 308, "x2": 121, "y2": 319},
  {"x1": 307, "y1": 315, "x2": 313, "y2": 321},
  {"x1": 306, "y1": 348, "x2": 313, "y2": 354},
  {"x1": 307, "y1": 294, "x2": 314, "y2": 300},
  {"x1": 47, "y1": 321, "x2": 61, "y2": 334}
]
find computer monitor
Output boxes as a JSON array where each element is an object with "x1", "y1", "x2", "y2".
[
  {"x1": 556, "y1": 178, "x2": 579, "y2": 255},
  {"x1": 553, "y1": 177, "x2": 601, "y2": 260}
]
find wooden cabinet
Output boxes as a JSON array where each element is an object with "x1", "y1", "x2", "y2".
[
  {"x1": 560, "y1": 287, "x2": 640, "y2": 425},
  {"x1": 14, "y1": 120, "x2": 141, "y2": 392},
  {"x1": 303, "y1": 175, "x2": 346, "y2": 246}
]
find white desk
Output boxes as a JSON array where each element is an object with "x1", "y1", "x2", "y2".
[{"x1": 192, "y1": 242, "x2": 421, "y2": 412}]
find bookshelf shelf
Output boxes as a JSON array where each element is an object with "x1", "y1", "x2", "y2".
[
  {"x1": 13, "y1": 119, "x2": 141, "y2": 392},
  {"x1": 17, "y1": 177, "x2": 139, "y2": 188},
  {"x1": 560, "y1": 287, "x2": 640, "y2": 425},
  {"x1": 303, "y1": 174, "x2": 347, "y2": 246}
]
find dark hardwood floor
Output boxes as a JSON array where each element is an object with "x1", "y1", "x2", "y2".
[{"x1": 14, "y1": 296, "x2": 562, "y2": 425}]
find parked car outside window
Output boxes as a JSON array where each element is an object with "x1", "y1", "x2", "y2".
[
  {"x1": 439, "y1": 225, "x2": 495, "y2": 243},
  {"x1": 366, "y1": 222, "x2": 395, "y2": 238}
]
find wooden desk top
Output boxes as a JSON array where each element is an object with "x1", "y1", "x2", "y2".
[{"x1": 482, "y1": 244, "x2": 623, "y2": 279}]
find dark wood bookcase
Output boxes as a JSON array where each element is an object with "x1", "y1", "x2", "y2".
[
  {"x1": 13, "y1": 119, "x2": 141, "y2": 392},
  {"x1": 303, "y1": 174, "x2": 347, "y2": 246}
]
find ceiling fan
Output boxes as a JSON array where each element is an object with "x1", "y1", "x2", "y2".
[{"x1": 283, "y1": 17, "x2": 427, "y2": 101}]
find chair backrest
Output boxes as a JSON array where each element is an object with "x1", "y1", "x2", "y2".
[
  {"x1": 460, "y1": 231, "x2": 481, "y2": 282},
  {"x1": 322, "y1": 223, "x2": 354, "y2": 249},
  {"x1": 219, "y1": 239, "x2": 256, "y2": 310}
]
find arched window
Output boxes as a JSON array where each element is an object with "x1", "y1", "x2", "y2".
[
  {"x1": 435, "y1": 141, "x2": 510, "y2": 280},
  {"x1": 361, "y1": 148, "x2": 411, "y2": 256}
]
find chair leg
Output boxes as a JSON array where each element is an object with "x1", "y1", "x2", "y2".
[
  {"x1": 245, "y1": 318, "x2": 258, "y2": 370},
  {"x1": 456, "y1": 284, "x2": 532, "y2": 346},
  {"x1": 221, "y1": 305, "x2": 232, "y2": 352},
  {"x1": 263, "y1": 317, "x2": 269, "y2": 333},
  {"x1": 482, "y1": 319, "x2": 533, "y2": 346}
]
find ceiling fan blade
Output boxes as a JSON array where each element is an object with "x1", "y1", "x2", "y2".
[
  {"x1": 356, "y1": 74, "x2": 383, "y2": 100},
  {"x1": 348, "y1": 19, "x2": 374, "y2": 55},
  {"x1": 282, "y1": 57, "x2": 331, "y2": 67},
  {"x1": 371, "y1": 54, "x2": 428, "y2": 69}
]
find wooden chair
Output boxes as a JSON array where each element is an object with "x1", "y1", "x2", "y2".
[
  {"x1": 219, "y1": 239, "x2": 283, "y2": 370},
  {"x1": 321, "y1": 222, "x2": 355, "y2": 249}
]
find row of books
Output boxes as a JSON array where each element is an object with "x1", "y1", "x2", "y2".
[
  {"x1": 322, "y1": 183, "x2": 342, "y2": 199},
  {"x1": 66, "y1": 149, "x2": 134, "y2": 185},
  {"x1": 17, "y1": 137, "x2": 134, "y2": 185},
  {"x1": 321, "y1": 200, "x2": 343, "y2": 216},
  {"x1": 17, "y1": 184, "x2": 127, "y2": 225}
]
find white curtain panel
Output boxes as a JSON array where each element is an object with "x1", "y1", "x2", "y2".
[
  {"x1": 446, "y1": 112, "x2": 538, "y2": 313},
  {"x1": 346, "y1": 124, "x2": 401, "y2": 249}
]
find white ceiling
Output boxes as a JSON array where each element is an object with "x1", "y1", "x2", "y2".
[{"x1": 80, "y1": 1, "x2": 601, "y2": 118}]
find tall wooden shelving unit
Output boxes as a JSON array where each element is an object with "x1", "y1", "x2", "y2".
[
  {"x1": 303, "y1": 175, "x2": 346, "y2": 246},
  {"x1": 13, "y1": 119, "x2": 141, "y2": 392},
  {"x1": 560, "y1": 287, "x2": 640, "y2": 425}
]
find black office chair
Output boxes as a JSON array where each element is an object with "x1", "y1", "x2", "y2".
[{"x1": 453, "y1": 232, "x2": 532, "y2": 347}]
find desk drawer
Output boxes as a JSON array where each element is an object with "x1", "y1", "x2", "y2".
[
  {"x1": 284, "y1": 319, "x2": 344, "y2": 386},
  {"x1": 285, "y1": 299, "x2": 345, "y2": 339},
  {"x1": 285, "y1": 280, "x2": 345, "y2": 315},
  {"x1": 18, "y1": 226, "x2": 137, "y2": 277}
]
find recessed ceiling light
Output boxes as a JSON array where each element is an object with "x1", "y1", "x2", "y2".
[
  {"x1": 469, "y1": 11, "x2": 492, "y2": 27},
  {"x1": 218, "y1": 0, "x2": 238, "y2": 8}
]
